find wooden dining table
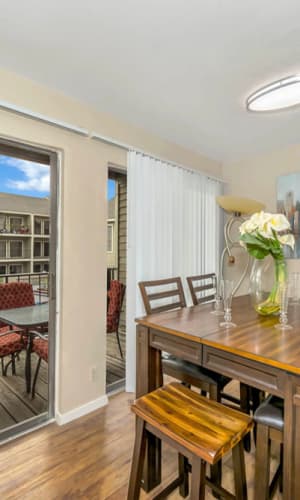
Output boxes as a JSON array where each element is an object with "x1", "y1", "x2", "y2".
[{"x1": 135, "y1": 295, "x2": 300, "y2": 500}]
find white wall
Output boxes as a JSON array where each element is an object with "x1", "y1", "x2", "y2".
[
  {"x1": 223, "y1": 143, "x2": 300, "y2": 294},
  {"x1": 0, "y1": 67, "x2": 221, "y2": 417}
]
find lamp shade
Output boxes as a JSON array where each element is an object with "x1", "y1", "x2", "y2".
[{"x1": 216, "y1": 196, "x2": 265, "y2": 215}]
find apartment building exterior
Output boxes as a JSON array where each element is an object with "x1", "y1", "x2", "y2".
[{"x1": 0, "y1": 192, "x2": 50, "y2": 276}]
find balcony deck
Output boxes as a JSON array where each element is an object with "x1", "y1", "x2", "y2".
[
  {"x1": 106, "y1": 330, "x2": 125, "y2": 391},
  {"x1": 0, "y1": 352, "x2": 48, "y2": 433}
]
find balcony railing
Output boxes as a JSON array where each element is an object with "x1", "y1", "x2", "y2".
[
  {"x1": 0, "y1": 272, "x2": 49, "y2": 304},
  {"x1": 0, "y1": 252, "x2": 32, "y2": 260}
]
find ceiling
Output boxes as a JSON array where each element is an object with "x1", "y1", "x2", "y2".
[{"x1": 1, "y1": 0, "x2": 300, "y2": 162}]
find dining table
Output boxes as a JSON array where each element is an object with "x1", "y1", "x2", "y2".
[
  {"x1": 0, "y1": 302, "x2": 49, "y2": 393},
  {"x1": 135, "y1": 294, "x2": 300, "y2": 500}
]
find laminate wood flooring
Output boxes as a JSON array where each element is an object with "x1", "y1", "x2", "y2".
[{"x1": 0, "y1": 382, "x2": 282, "y2": 499}]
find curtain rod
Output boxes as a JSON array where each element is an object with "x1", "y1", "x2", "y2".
[
  {"x1": 91, "y1": 132, "x2": 225, "y2": 183},
  {"x1": 0, "y1": 100, "x2": 89, "y2": 136},
  {"x1": 0, "y1": 100, "x2": 225, "y2": 183}
]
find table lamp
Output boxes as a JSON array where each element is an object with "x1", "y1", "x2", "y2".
[{"x1": 216, "y1": 195, "x2": 265, "y2": 296}]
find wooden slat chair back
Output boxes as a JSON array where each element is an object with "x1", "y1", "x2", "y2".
[
  {"x1": 187, "y1": 272, "x2": 217, "y2": 306},
  {"x1": 138, "y1": 277, "x2": 186, "y2": 315}
]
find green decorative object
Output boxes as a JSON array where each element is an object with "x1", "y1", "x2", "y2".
[{"x1": 240, "y1": 211, "x2": 294, "y2": 316}]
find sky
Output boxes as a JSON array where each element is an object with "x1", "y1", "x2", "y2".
[
  {"x1": 108, "y1": 179, "x2": 115, "y2": 200},
  {"x1": 0, "y1": 154, "x2": 116, "y2": 200},
  {"x1": 0, "y1": 154, "x2": 50, "y2": 197}
]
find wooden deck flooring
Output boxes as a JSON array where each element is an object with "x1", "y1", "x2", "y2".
[
  {"x1": 0, "y1": 352, "x2": 48, "y2": 434},
  {"x1": 0, "y1": 385, "x2": 282, "y2": 499},
  {"x1": 106, "y1": 331, "x2": 125, "y2": 389}
]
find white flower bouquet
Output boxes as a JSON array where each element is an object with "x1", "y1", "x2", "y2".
[{"x1": 239, "y1": 211, "x2": 294, "y2": 315}]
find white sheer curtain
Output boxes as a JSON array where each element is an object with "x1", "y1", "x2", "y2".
[{"x1": 126, "y1": 151, "x2": 223, "y2": 391}]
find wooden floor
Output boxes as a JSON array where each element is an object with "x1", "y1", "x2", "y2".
[
  {"x1": 106, "y1": 331, "x2": 125, "y2": 389},
  {"x1": 0, "y1": 352, "x2": 48, "y2": 434},
  {"x1": 0, "y1": 329, "x2": 124, "y2": 434},
  {"x1": 0, "y1": 383, "x2": 282, "y2": 500}
]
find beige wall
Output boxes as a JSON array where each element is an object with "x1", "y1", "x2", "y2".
[
  {"x1": 223, "y1": 144, "x2": 300, "y2": 294},
  {"x1": 0, "y1": 68, "x2": 221, "y2": 415}
]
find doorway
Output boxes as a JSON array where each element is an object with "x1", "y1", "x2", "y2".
[
  {"x1": 0, "y1": 138, "x2": 57, "y2": 441},
  {"x1": 106, "y1": 167, "x2": 127, "y2": 393}
]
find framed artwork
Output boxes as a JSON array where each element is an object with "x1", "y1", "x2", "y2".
[{"x1": 277, "y1": 173, "x2": 300, "y2": 258}]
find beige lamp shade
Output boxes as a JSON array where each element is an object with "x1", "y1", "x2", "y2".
[{"x1": 216, "y1": 196, "x2": 265, "y2": 215}]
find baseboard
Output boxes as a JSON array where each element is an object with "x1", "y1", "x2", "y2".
[{"x1": 56, "y1": 394, "x2": 108, "y2": 425}]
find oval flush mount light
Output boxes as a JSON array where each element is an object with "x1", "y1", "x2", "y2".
[{"x1": 247, "y1": 75, "x2": 300, "y2": 112}]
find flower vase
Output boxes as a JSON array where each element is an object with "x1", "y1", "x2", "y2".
[{"x1": 250, "y1": 256, "x2": 287, "y2": 316}]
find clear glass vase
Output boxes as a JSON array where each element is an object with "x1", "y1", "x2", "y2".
[{"x1": 250, "y1": 255, "x2": 287, "y2": 316}]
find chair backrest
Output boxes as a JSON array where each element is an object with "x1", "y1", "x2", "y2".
[
  {"x1": 186, "y1": 273, "x2": 217, "y2": 306},
  {"x1": 138, "y1": 277, "x2": 186, "y2": 315},
  {"x1": 0, "y1": 282, "x2": 35, "y2": 328},
  {"x1": 107, "y1": 280, "x2": 126, "y2": 333}
]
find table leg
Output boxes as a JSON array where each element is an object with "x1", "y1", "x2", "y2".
[
  {"x1": 25, "y1": 330, "x2": 32, "y2": 393},
  {"x1": 136, "y1": 325, "x2": 162, "y2": 492},
  {"x1": 283, "y1": 374, "x2": 300, "y2": 500}
]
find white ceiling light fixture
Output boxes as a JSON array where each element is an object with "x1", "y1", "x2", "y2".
[{"x1": 247, "y1": 76, "x2": 300, "y2": 112}]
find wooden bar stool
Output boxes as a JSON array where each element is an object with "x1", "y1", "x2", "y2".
[
  {"x1": 127, "y1": 382, "x2": 253, "y2": 500},
  {"x1": 254, "y1": 395, "x2": 284, "y2": 499}
]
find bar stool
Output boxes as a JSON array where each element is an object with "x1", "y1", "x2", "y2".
[
  {"x1": 127, "y1": 382, "x2": 253, "y2": 500},
  {"x1": 254, "y1": 395, "x2": 284, "y2": 500}
]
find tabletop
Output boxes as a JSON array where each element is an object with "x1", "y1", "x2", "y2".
[
  {"x1": 0, "y1": 302, "x2": 49, "y2": 328},
  {"x1": 136, "y1": 295, "x2": 300, "y2": 375}
]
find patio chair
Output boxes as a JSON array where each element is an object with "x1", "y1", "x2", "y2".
[
  {"x1": 0, "y1": 281, "x2": 35, "y2": 376},
  {"x1": 31, "y1": 332, "x2": 48, "y2": 398},
  {"x1": 107, "y1": 280, "x2": 126, "y2": 359}
]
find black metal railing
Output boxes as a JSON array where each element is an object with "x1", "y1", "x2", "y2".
[{"x1": 0, "y1": 272, "x2": 49, "y2": 304}]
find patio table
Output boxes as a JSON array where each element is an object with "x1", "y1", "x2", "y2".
[{"x1": 0, "y1": 303, "x2": 49, "y2": 393}]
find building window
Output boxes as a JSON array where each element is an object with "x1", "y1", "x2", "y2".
[
  {"x1": 44, "y1": 219, "x2": 50, "y2": 235},
  {"x1": 0, "y1": 241, "x2": 6, "y2": 258},
  {"x1": 9, "y1": 264, "x2": 22, "y2": 274},
  {"x1": 10, "y1": 240, "x2": 23, "y2": 258},
  {"x1": 107, "y1": 224, "x2": 113, "y2": 252},
  {"x1": 0, "y1": 265, "x2": 6, "y2": 275},
  {"x1": 0, "y1": 215, "x2": 5, "y2": 232},
  {"x1": 44, "y1": 241, "x2": 49, "y2": 257},
  {"x1": 34, "y1": 241, "x2": 42, "y2": 257},
  {"x1": 43, "y1": 263, "x2": 49, "y2": 272},
  {"x1": 10, "y1": 217, "x2": 23, "y2": 233},
  {"x1": 34, "y1": 263, "x2": 42, "y2": 273},
  {"x1": 34, "y1": 218, "x2": 42, "y2": 235}
]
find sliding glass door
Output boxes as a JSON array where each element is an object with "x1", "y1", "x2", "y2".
[{"x1": 0, "y1": 139, "x2": 57, "y2": 441}]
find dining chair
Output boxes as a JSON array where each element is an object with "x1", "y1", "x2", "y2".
[
  {"x1": 187, "y1": 272, "x2": 217, "y2": 305},
  {"x1": 138, "y1": 277, "x2": 230, "y2": 398},
  {"x1": 107, "y1": 280, "x2": 126, "y2": 359},
  {"x1": 128, "y1": 382, "x2": 252, "y2": 500},
  {"x1": 138, "y1": 276, "x2": 231, "y2": 492},
  {"x1": 254, "y1": 395, "x2": 283, "y2": 499},
  {"x1": 187, "y1": 272, "x2": 263, "y2": 452},
  {"x1": 0, "y1": 281, "x2": 35, "y2": 376}
]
